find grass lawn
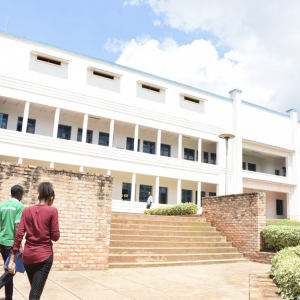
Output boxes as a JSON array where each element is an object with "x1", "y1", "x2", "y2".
[{"x1": 266, "y1": 219, "x2": 300, "y2": 226}]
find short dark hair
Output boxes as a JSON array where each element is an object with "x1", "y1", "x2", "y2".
[
  {"x1": 38, "y1": 182, "x2": 55, "y2": 201},
  {"x1": 11, "y1": 185, "x2": 24, "y2": 198}
]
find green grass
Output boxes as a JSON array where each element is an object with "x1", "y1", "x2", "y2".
[{"x1": 267, "y1": 219, "x2": 300, "y2": 226}]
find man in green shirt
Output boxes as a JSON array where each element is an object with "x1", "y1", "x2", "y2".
[{"x1": 0, "y1": 185, "x2": 24, "y2": 300}]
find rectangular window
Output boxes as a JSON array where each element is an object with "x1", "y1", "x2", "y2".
[
  {"x1": 159, "y1": 187, "x2": 168, "y2": 204},
  {"x1": 182, "y1": 189, "x2": 192, "y2": 203},
  {"x1": 139, "y1": 185, "x2": 152, "y2": 202},
  {"x1": 126, "y1": 137, "x2": 140, "y2": 151},
  {"x1": 143, "y1": 140, "x2": 155, "y2": 154},
  {"x1": 209, "y1": 192, "x2": 216, "y2": 197},
  {"x1": 275, "y1": 170, "x2": 280, "y2": 176},
  {"x1": 17, "y1": 117, "x2": 36, "y2": 134},
  {"x1": 122, "y1": 183, "x2": 131, "y2": 201},
  {"x1": 77, "y1": 128, "x2": 93, "y2": 143},
  {"x1": 93, "y1": 71, "x2": 114, "y2": 80},
  {"x1": 203, "y1": 152, "x2": 209, "y2": 163},
  {"x1": 276, "y1": 199, "x2": 283, "y2": 216},
  {"x1": 0, "y1": 113, "x2": 8, "y2": 129},
  {"x1": 248, "y1": 163, "x2": 256, "y2": 172},
  {"x1": 184, "y1": 96, "x2": 199, "y2": 104},
  {"x1": 195, "y1": 191, "x2": 206, "y2": 205},
  {"x1": 211, "y1": 153, "x2": 216, "y2": 165},
  {"x1": 57, "y1": 124, "x2": 71, "y2": 140},
  {"x1": 98, "y1": 132, "x2": 109, "y2": 146},
  {"x1": 142, "y1": 84, "x2": 160, "y2": 93},
  {"x1": 184, "y1": 148, "x2": 195, "y2": 161},
  {"x1": 161, "y1": 144, "x2": 171, "y2": 157},
  {"x1": 283, "y1": 167, "x2": 286, "y2": 177},
  {"x1": 243, "y1": 162, "x2": 246, "y2": 170},
  {"x1": 37, "y1": 56, "x2": 61, "y2": 66}
]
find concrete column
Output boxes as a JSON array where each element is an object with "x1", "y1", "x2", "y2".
[
  {"x1": 156, "y1": 129, "x2": 161, "y2": 156},
  {"x1": 82, "y1": 113, "x2": 88, "y2": 143},
  {"x1": 134, "y1": 124, "x2": 139, "y2": 152},
  {"x1": 131, "y1": 173, "x2": 136, "y2": 202},
  {"x1": 178, "y1": 134, "x2": 182, "y2": 159},
  {"x1": 230, "y1": 89, "x2": 243, "y2": 194},
  {"x1": 18, "y1": 158, "x2": 23, "y2": 164},
  {"x1": 197, "y1": 138, "x2": 202, "y2": 162},
  {"x1": 52, "y1": 108, "x2": 60, "y2": 138},
  {"x1": 177, "y1": 179, "x2": 181, "y2": 204},
  {"x1": 79, "y1": 166, "x2": 84, "y2": 172},
  {"x1": 109, "y1": 119, "x2": 114, "y2": 148},
  {"x1": 22, "y1": 101, "x2": 30, "y2": 133},
  {"x1": 155, "y1": 176, "x2": 160, "y2": 204},
  {"x1": 197, "y1": 181, "x2": 201, "y2": 209},
  {"x1": 107, "y1": 170, "x2": 111, "y2": 176},
  {"x1": 50, "y1": 162, "x2": 54, "y2": 168}
]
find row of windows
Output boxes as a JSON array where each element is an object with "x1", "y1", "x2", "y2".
[
  {"x1": 243, "y1": 162, "x2": 287, "y2": 176},
  {"x1": 121, "y1": 183, "x2": 216, "y2": 204}
]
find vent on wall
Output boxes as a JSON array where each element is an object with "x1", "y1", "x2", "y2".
[
  {"x1": 93, "y1": 71, "x2": 114, "y2": 80},
  {"x1": 37, "y1": 56, "x2": 61, "y2": 66},
  {"x1": 184, "y1": 96, "x2": 200, "y2": 104},
  {"x1": 142, "y1": 85, "x2": 160, "y2": 93}
]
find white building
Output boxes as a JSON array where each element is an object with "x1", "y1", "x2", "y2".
[{"x1": 0, "y1": 31, "x2": 299, "y2": 219}]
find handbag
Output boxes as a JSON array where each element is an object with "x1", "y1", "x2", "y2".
[{"x1": 4, "y1": 251, "x2": 25, "y2": 273}]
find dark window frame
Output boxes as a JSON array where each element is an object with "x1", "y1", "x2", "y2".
[
  {"x1": 195, "y1": 191, "x2": 206, "y2": 205},
  {"x1": 57, "y1": 124, "x2": 71, "y2": 140},
  {"x1": 161, "y1": 144, "x2": 171, "y2": 157},
  {"x1": 122, "y1": 182, "x2": 131, "y2": 201},
  {"x1": 126, "y1": 137, "x2": 140, "y2": 151},
  {"x1": 98, "y1": 132, "x2": 109, "y2": 146},
  {"x1": 143, "y1": 140, "x2": 156, "y2": 154},
  {"x1": 242, "y1": 162, "x2": 246, "y2": 170},
  {"x1": 203, "y1": 151, "x2": 209, "y2": 163},
  {"x1": 182, "y1": 189, "x2": 193, "y2": 203},
  {"x1": 275, "y1": 170, "x2": 280, "y2": 176},
  {"x1": 184, "y1": 148, "x2": 195, "y2": 161},
  {"x1": 77, "y1": 128, "x2": 93, "y2": 144},
  {"x1": 283, "y1": 167, "x2": 286, "y2": 177},
  {"x1": 0, "y1": 113, "x2": 8, "y2": 129},
  {"x1": 210, "y1": 153, "x2": 217, "y2": 165},
  {"x1": 139, "y1": 185, "x2": 152, "y2": 202},
  {"x1": 248, "y1": 163, "x2": 256, "y2": 172},
  {"x1": 93, "y1": 71, "x2": 114, "y2": 80},
  {"x1": 159, "y1": 187, "x2": 168, "y2": 204},
  {"x1": 17, "y1": 116, "x2": 36, "y2": 134},
  {"x1": 276, "y1": 199, "x2": 283, "y2": 216},
  {"x1": 209, "y1": 192, "x2": 217, "y2": 197}
]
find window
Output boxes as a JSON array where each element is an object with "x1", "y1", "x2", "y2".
[
  {"x1": 159, "y1": 187, "x2": 168, "y2": 204},
  {"x1": 195, "y1": 191, "x2": 206, "y2": 205},
  {"x1": 98, "y1": 132, "x2": 109, "y2": 146},
  {"x1": 211, "y1": 153, "x2": 216, "y2": 165},
  {"x1": 93, "y1": 71, "x2": 114, "y2": 80},
  {"x1": 122, "y1": 183, "x2": 131, "y2": 201},
  {"x1": 248, "y1": 163, "x2": 256, "y2": 172},
  {"x1": 139, "y1": 185, "x2": 152, "y2": 202},
  {"x1": 77, "y1": 128, "x2": 93, "y2": 143},
  {"x1": 17, "y1": 117, "x2": 36, "y2": 134},
  {"x1": 143, "y1": 140, "x2": 155, "y2": 154},
  {"x1": 184, "y1": 96, "x2": 199, "y2": 104},
  {"x1": 182, "y1": 189, "x2": 192, "y2": 203},
  {"x1": 275, "y1": 170, "x2": 280, "y2": 176},
  {"x1": 0, "y1": 113, "x2": 8, "y2": 129},
  {"x1": 283, "y1": 167, "x2": 286, "y2": 177},
  {"x1": 184, "y1": 148, "x2": 195, "y2": 161},
  {"x1": 126, "y1": 137, "x2": 140, "y2": 151},
  {"x1": 161, "y1": 144, "x2": 171, "y2": 157},
  {"x1": 243, "y1": 162, "x2": 246, "y2": 170},
  {"x1": 209, "y1": 192, "x2": 216, "y2": 197},
  {"x1": 37, "y1": 56, "x2": 61, "y2": 66},
  {"x1": 276, "y1": 199, "x2": 283, "y2": 216},
  {"x1": 57, "y1": 124, "x2": 71, "y2": 140},
  {"x1": 203, "y1": 152, "x2": 209, "y2": 163},
  {"x1": 142, "y1": 84, "x2": 160, "y2": 93}
]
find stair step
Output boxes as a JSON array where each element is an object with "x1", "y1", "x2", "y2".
[
  {"x1": 110, "y1": 235, "x2": 226, "y2": 242},
  {"x1": 110, "y1": 229, "x2": 221, "y2": 236},
  {"x1": 109, "y1": 258, "x2": 247, "y2": 268},
  {"x1": 111, "y1": 219, "x2": 211, "y2": 226},
  {"x1": 109, "y1": 252, "x2": 244, "y2": 263},
  {"x1": 110, "y1": 247, "x2": 239, "y2": 254}
]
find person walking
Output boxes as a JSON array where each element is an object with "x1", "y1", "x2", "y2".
[
  {"x1": 146, "y1": 191, "x2": 153, "y2": 209},
  {"x1": 8, "y1": 182, "x2": 60, "y2": 300},
  {"x1": 0, "y1": 184, "x2": 24, "y2": 300}
]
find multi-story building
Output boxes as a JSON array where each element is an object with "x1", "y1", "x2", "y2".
[{"x1": 0, "y1": 31, "x2": 299, "y2": 219}]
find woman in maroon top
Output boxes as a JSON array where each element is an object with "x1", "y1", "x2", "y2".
[{"x1": 8, "y1": 182, "x2": 60, "y2": 300}]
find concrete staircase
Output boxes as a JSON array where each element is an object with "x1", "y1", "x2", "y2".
[{"x1": 109, "y1": 213, "x2": 246, "y2": 268}]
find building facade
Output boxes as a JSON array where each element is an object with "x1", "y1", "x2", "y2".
[{"x1": 0, "y1": 31, "x2": 299, "y2": 219}]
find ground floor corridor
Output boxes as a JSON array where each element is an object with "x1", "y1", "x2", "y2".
[{"x1": 4, "y1": 262, "x2": 271, "y2": 300}]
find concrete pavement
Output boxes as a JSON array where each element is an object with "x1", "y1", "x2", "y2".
[{"x1": 0, "y1": 262, "x2": 271, "y2": 300}]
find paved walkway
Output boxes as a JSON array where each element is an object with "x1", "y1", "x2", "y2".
[{"x1": 0, "y1": 262, "x2": 271, "y2": 300}]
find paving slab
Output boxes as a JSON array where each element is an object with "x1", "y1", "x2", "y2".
[{"x1": 0, "y1": 262, "x2": 271, "y2": 300}]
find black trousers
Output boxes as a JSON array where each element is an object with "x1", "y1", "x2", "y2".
[
  {"x1": 0, "y1": 244, "x2": 14, "y2": 300},
  {"x1": 24, "y1": 255, "x2": 53, "y2": 300}
]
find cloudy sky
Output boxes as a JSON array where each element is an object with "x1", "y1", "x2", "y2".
[{"x1": 1, "y1": 0, "x2": 300, "y2": 117}]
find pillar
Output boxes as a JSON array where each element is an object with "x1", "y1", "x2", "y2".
[
  {"x1": 18, "y1": 158, "x2": 23, "y2": 164},
  {"x1": 155, "y1": 176, "x2": 160, "y2": 204},
  {"x1": 178, "y1": 134, "x2": 182, "y2": 159},
  {"x1": 197, "y1": 138, "x2": 202, "y2": 162},
  {"x1": 53, "y1": 108, "x2": 60, "y2": 138},
  {"x1": 109, "y1": 119, "x2": 114, "y2": 148},
  {"x1": 107, "y1": 170, "x2": 111, "y2": 176},
  {"x1": 134, "y1": 124, "x2": 139, "y2": 152},
  {"x1": 50, "y1": 162, "x2": 54, "y2": 168},
  {"x1": 82, "y1": 113, "x2": 88, "y2": 143},
  {"x1": 79, "y1": 166, "x2": 84, "y2": 172},
  {"x1": 177, "y1": 179, "x2": 181, "y2": 204},
  {"x1": 131, "y1": 173, "x2": 136, "y2": 202},
  {"x1": 22, "y1": 101, "x2": 30, "y2": 133},
  {"x1": 197, "y1": 181, "x2": 201, "y2": 209},
  {"x1": 156, "y1": 130, "x2": 161, "y2": 156}
]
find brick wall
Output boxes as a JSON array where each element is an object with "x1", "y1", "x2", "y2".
[
  {"x1": 202, "y1": 192, "x2": 270, "y2": 263},
  {"x1": 0, "y1": 162, "x2": 113, "y2": 270}
]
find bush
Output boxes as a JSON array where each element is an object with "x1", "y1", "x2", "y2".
[
  {"x1": 271, "y1": 246, "x2": 300, "y2": 299},
  {"x1": 144, "y1": 202, "x2": 198, "y2": 216},
  {"x1": 261, "y1": 225, "x2": 300, "y2": 251}
]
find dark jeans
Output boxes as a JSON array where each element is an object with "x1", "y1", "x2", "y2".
[
  {"x1": 146, "y1": 203, "x2": 152, "y2": 209},
  {"x1": 0, "y1": 244, "x2": 14, "y2": 300},
  {"x1": 24, "y1": 255, "x2": 53, "y2": 300}
]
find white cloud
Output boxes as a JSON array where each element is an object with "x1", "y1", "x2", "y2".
[
  {"x1": 123, "y1": 0, "x2": 143, "y2": 6},
  {"x1": 153, "y1": 19, "x2": 161, "y2": 26},
  {"x1": 115, "y1": 0, "x2": 300, "y2": 115}
]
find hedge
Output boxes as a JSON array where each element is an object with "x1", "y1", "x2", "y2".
[
  {"x1": 271, "y1": 246, "x2": 300, "y2": 299},
  {"x1": 261, "y1": 225, "x2": 300, "y2": 251},
  {"x1": 144, "y1": 202, "x2": 198, "y2": 215}
]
